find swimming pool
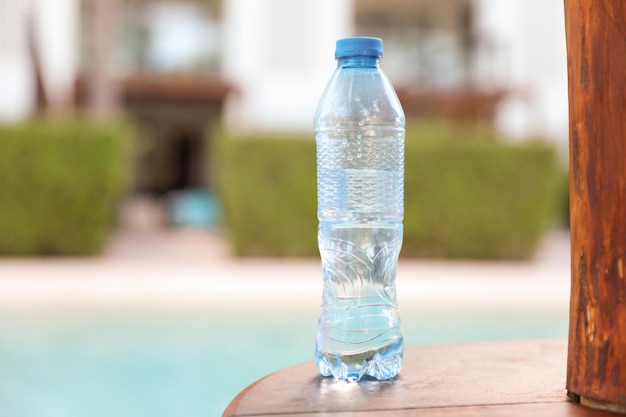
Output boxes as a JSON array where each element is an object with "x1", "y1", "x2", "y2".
[{"x1": 0, "y1": 306, "x2": 568, "y2": 417}]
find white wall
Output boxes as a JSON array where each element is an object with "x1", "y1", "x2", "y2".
[
  {"x1": 473, "y1": 0, "x2": 569, "y2": 145},
  {"x1": 0, "y1": 0, "x2": 78, "y2": 122},
  {"x1": 0, "y1": 0, "x2": 35, "y2": 122},
  {"x1": 34, "y1": 0, "x2": 79, "y2": 110},
  {"x1": 222, "y1": 0, "x2": 354, "y2": 133}
]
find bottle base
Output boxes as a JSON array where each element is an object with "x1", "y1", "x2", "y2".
[{"x1": 315, "y1": 338, "x2": 403, "y2": 382}]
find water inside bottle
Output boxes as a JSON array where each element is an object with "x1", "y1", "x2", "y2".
[{"x1": 316, "y1": 223, "x2": 404, "y2": 381}]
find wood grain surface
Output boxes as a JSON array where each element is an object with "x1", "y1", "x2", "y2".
[
  {"x1": 222, "y1": 340, "x2": 617, "y2": 417},
  {"x1": 565, "y1": 0, "x2": 626, "y2": 410}
]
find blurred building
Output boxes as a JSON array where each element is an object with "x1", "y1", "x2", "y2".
[
  {"x1": 222, "y1": 0, "x2": 568, "y2": 147},
  {"x1": 0, "y1": 0, "x2": 569, "y2": 194}
]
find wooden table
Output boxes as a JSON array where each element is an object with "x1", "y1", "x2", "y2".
[{"x1": 223, "y1": 340, "x2": 617, "y2": 416}]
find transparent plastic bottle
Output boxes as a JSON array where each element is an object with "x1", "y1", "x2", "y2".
[{"x1": 314, "y1": 37, "x2": 405, "y2": 382}]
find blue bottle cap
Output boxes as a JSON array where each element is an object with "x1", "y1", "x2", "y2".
[{"x1": 335, "y1": 37, "x2": 383, "y2": 58}]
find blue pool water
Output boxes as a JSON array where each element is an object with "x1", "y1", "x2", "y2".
[{"x1": 0, "y1": 308, "x2": 567, "y2": 417}]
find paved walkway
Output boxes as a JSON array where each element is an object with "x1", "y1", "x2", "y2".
[{"x1": 0, "y1": 228, "x2": 571, "y2": 315}]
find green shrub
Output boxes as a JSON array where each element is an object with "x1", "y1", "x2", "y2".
[
  {"x1": 0, "y1": 119, "x2": 130, "y2": 255},
  {"x1": 213, "y1": 132, "x2": 317, "y2": 256},
  {"x1": 403, "y1": 122, "x2": 559, "y2": 259},
  {"x1": 213, "y1": 122, "x2": 560, "y2": 259}
]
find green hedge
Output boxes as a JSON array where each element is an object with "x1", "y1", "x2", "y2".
[
  {"x1": 403, "y1": 122, "x2": 559, "y2": 259},
  {"x1": 213, "y1": 122, "x2": 560, "y2": 259},
  {"x1": 213, "y1": 133, "x2": 317, "y2": 256},
  {"x1": 0, "y1": 119, "x2": 130, "y2": 256}
]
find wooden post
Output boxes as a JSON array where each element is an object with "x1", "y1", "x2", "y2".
[{"x1": 565, "y1": 0, "x2": 626, "y2": 412}]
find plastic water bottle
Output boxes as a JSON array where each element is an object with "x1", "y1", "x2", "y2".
[{"x1": 314, "y1": 37, "x2": 405, "y2": 382}]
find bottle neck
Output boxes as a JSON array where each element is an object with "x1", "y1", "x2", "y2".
[{"x1": 337, "y1": 56, "x2": 380, "y2": 69}]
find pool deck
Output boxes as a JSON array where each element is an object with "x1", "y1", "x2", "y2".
[{"x1": 0, "y1": 228, "x2": 571, "y2": 315}]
